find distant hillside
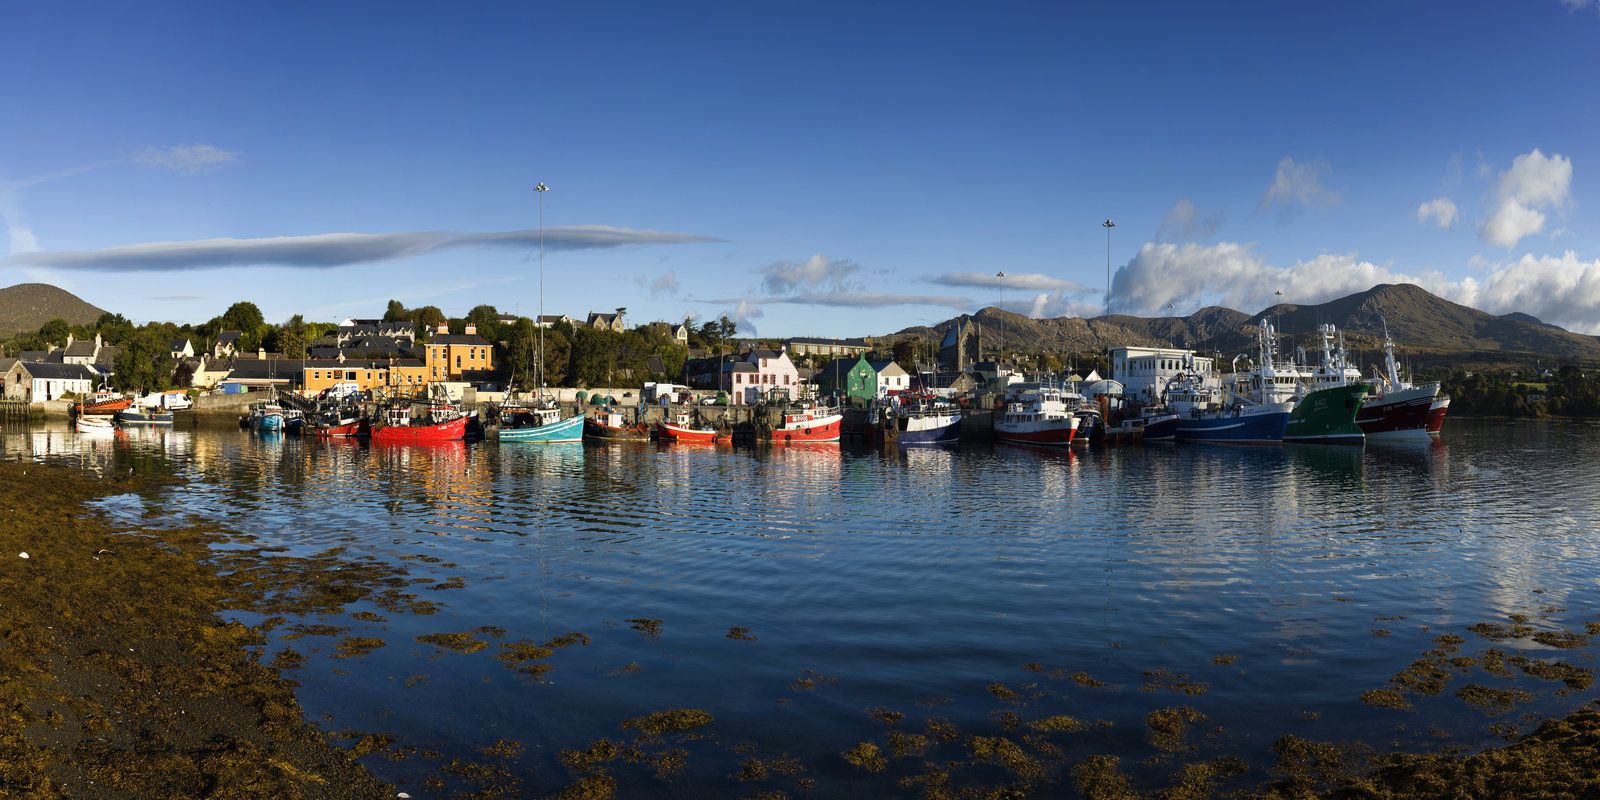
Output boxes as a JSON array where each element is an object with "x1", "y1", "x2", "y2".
[
  {"x1": 0, "y1": 283, "x2": 107, "y2": 338},
  {"x1": 886, "y1": 283, "x2": 1600, "y2": 368}
]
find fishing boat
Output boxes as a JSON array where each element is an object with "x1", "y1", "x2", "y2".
[
  {"x1": 1172, "y1": 329, "x2": 1294, "y2": 444},
  {"x1": 308, "y1": 409, "x2": 368, "y2": 437},
  {"x1": 370, "y1": 400, "x2": 469, "y2": 444},
  {"x1": 994, "y1": 384, "x2": 1080, "y2": 446},
  {"x1": 893, "y1": 399, "x2": 961, "y2": 445},
  {"x1": 657, "y1": 412, "x2": 725, "y2": 444},
  {"x1": 1308, "y1": 323, "x2": 1448, "y2": 440},
  {"x1": 765, "y1": 405, "x2": 842, "y2": 443},
  {"x1": 585, "y1": 410, "x2": 652, "y2": 441},
  {"x1": 499, "y1": 404, "x2": 584, "y2": 443},
  {"x1": 75, "y1": 414, "x2": 116, "y2": 434},
  {"x1": 77, "y1": 389, "x2": 132, "y2": 416},
  {"x1": 115, "y1": 407, "x2": 174, "y2": 426},
  {"x1": 256, "y1": 404, "x2": 285, "y2": 432}
]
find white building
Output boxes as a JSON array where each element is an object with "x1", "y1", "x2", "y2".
[
  {"x1": 21, "y1": 362, "x2": 98, "y2": 401},
  {"x1": 869, "y1": 359, "x2": 911, "y2": 397},
  {"x1": 1109, "y1": 347, "x2": 1215, "y2": 403}
]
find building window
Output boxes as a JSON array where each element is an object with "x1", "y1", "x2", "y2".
[{"x1": 455, "y1": 355, "x2": 461, "y2": 369}]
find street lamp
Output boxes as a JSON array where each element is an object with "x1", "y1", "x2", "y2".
[
  {"x1": 1102, "y1": 218, "x2": 1116, "y2": 315},
  {"x1": 535, "y1": 182, "x2": 548, "y2": 393},
  {"x1": 995, "y1": 271, "x2": 1006, "y2": 313}
]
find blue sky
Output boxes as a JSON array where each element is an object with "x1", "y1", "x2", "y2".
[{"x1": 3, "y1": 1, "x2": 1599, "y2": 335}]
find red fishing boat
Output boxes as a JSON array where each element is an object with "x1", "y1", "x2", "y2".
[
  {"x1": 764, "y1": 406, "x2": 843, "y2": 444},
  {"x1": 370, "y1": 402, "x2": 468, "y2": 444},
  {"x1": 77, "y1": 390, "x2": 132, "y2": 415},
  {"x1": 994, "y1": 385, "x2": 1080, "y2": 446},
  {"x1": 585, "y1": 410, "x2": 651, "y2": 441},
  {"x1": 658, "y1": 413, "x2": 725, "y2": 444},
  {"x1": 309, "y1": 415, "x2": 368, "y2": 438}
]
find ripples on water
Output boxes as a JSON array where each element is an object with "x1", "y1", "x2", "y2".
[{"x1": 7, "y1": 419, "x2": 1600, "y2": 796}]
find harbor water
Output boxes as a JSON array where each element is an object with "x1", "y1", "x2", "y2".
[{"x1": 6, "y1": 417, "x2": 1599, "y2": 796}]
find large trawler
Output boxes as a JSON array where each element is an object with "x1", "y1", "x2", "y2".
[
  {"x1": 994, "y1": 384, "x2": 1080, "y2": 446},
  {"x1": 1305, "y1": 322, "x2": 1447, "y2": 440}
]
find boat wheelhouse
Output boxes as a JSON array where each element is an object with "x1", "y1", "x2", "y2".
[{"x1": 994, "y1": 384, "x2": 1080, "y2": 446}]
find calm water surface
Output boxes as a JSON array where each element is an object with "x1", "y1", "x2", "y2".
[{"x1": 7, "y1": 418, "x2": 1600, "y2": 796}]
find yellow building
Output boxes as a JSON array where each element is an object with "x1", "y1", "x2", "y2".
[
  {"x1": 423, "y1": 324, "x2": 495, "y2": 382},
  {"x1": 302, "y1": 358, "x2": 429, "y2": 395}
]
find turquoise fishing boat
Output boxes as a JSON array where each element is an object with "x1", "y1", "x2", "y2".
[{"x1": 499, "y1": 406, "x2": 583, "y2": 443}]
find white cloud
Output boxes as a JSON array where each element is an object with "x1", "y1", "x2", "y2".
[
  {"x1": 1480, "y1": 148, "x2": 1572, "y2": 248},
  {"x1": 1261, "y1": 157, "x2": 1340, "y2": 214},
  {"x1": 2, "y1": 225, "x2": 719, "y2": 271},
  {"x1": 1558, "y1": 0, "x2": 1596, "y2": 11},
  {"x1": 649, "y1": 271, "x2": 680, "y2": 298},
  {"x1": 928, "y1": 271, "x2": 1085, "y2": 292},
  {"x1": 1112, "y1": 240, "x2": 1600, "y2": 334},
  {"x1": 704, "y1": 291, "x2": 974, "y2": 311},
  {"x1": 759, "y1": 254, "x2": 858, "y2": 293},
  {"x1": 134, "y1": 144, "x2": 240, "y2": 174},
  {"x1": 1416, "y1": 197, "x2": 1458, "y2": 229},
  {"x1": 1156, "y1": 197, "x2": 1223, "y2": 241}
]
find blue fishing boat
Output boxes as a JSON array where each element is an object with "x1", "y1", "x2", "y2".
[
  {"x1": 498, "y1": 405, "x2": 583, "y2": 443},
  {"x1": 256, "y1": 404, "x2": 285, "y2": 432},
  {"x1": 115, "y1": 407, "x2": 175, "y2": 426},
  {"x1": 893, "y1": 400, "x2": 962, "y2": 445}
]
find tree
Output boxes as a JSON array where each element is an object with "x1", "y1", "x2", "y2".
[
  {"x1": 219, "y1": 301, "x2": 265, "y2": 333},
  {"x1": 38, "y1": 318, "x2": 71, "y2": 347},
  {"x1": 383, "y1": 299, "x2": 409, "y2": 323},
  {"x1": 411, "y1": 306, "x2": 446, "y2": 338},
  {"x1": 95, "y1": 313, "x2": 135, "y2": 346},
  {"x1": 113, "y1": 327, "x2": 174, "y2": 394},
  {"x1": 891, "y1": 339, "x2": 918, "y2": 370},
  {"x1": 505, "y1": 319, "x2": 570, "y2": 390},
  {"x1": 466, "y1": 305, "x2": 503, "y2": 342}
]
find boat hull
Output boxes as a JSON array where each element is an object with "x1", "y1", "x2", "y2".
[
  {"x1": 310, "y1": 418, "x2": 367, "y2": 438},
  {"x1": 116, "y1": 409, "x2": 174, "y2": 426},
  {"x1": 994, "y1": 420, "x2": 1077, "y2": 446},
  {"x1": 768, "y1": 414, "x2": 842, "y2": 444},
  {"x1": 584, "y1": 418, "x2": 651, "y2": 441},
  {"x1": 80, "y1": 398, "x2": 132, "y2": 415},
  {"x1": 371, "y1": 414, "x2": 469, "y2": 444},
  {"x1": 658, "y1": 421, "x2": 724, "y2": 443},
  {"x1": 1142, "y1": 414, "x2": 1179, "y2": 442},
  {"x1": 1284, "y1": 384, "x2": 1367, "y2": 445},
  {"x1": 1358, "y1": 385, "x2": 1448, "y2": 440},
  {"x1": 256, "y1": 413, "x2": 284, "y2": 432},
  {"x1": 1175, "y1": 410, "x2": 1290, "y2": 443},
  {"x1": 501, "y1": 414, "x2": 584, "y2": 443},
  {"x1": 76, "y1": 416, "x2": 116, "y2": 433},
  {"x1": 898, "y1": 416, "x2": 961, "y2": 445}
]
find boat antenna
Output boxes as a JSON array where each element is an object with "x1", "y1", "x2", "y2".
[{"x1": 535, "y1": 182, "x2": 549, "y2": 399}]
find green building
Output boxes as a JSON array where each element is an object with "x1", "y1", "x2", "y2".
[{"x1": 814, "y1": 354, "x2": 877, "y2": 404}]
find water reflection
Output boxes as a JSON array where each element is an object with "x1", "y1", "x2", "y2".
[{"x1": 1, "y1": 419, "x2": 1597, "y2": 796}]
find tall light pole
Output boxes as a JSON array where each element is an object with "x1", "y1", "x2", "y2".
[
  {"x1": 1102, "y1": 219, "x2": 1116, "y2": 315},
  {"x1": 995, "y1": 271, "x2": 1006, "y2": 312},
  {"x1": 535, "y1": 182, "x2": 549, "y2": 394}
]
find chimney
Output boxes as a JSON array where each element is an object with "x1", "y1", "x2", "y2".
[
  {"x1": 258, "y1": 347, "x2": 266, "y2": 359},
  {"x1": 464, "y1": 323, "x2": 477, "y2": 336},
  {"x1": 337, "y1": 350, "x2": 346, "y2": 363},
  {"x1": 67, "y1": 333, "x2": 74, "y2": 346},
  {"x1": 436, "y1": 323, "x2": 449, "y2": 335}
]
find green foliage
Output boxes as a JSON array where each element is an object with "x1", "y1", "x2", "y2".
[
  {"x1": 219, "y1": 301, "x2": 265, "y2": 333},
  {"x1": 95, "y1": 313, "x2": 135, "y2": 346},
  {"x1": 1442, "y1": 365, "x2": 1600, "y2": 417},
  {"x1": 412, "y1": 306, "x2": 446, "y2": 338},
  {"x1": 383, "y1": 299, "x2": 408, "y2": 323},
  {"x1": 504, "y1": 318, "x2": 569, "y2": 389},
  {"x1": 466, "y1": 305, "x2": 503, "y2": 342},
  {"x1": 113, "y1": 326, "x2": 174, "y2": 393},
  {"x1": 37, "y1": 318, "x2": 71, "y2": 347},
  {"x1": 891, "y1": 339, "x2": 918, "y2": 370}
]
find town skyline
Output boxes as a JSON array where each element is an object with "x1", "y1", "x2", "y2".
[{"x1": 3, "y1": 2, "x2": 1600, "y2": 337}]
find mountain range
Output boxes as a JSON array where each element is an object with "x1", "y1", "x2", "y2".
[
  {"x1": 887, "y1": 284, "x2": 1600, "y2": 369},
  {"x1": 0, "y1": 283, "x2": 108, "y2": 338}
]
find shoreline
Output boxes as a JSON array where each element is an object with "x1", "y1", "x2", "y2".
[{"x1": 0, "y1": 460, "x2": 392, "y2": 798}]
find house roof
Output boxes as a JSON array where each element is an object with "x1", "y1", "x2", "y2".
[
  {"x1": 20, "y1": 362, "x2": 98, "y2": 380},
  {"x1": 17, "y1": 350, "x2": 47, "y2": 362},
  {"x1": 217, "y1": 330, "x2": 243, "y2": 343},
  {"x1": 749, "y1": 349, "x2": 783, "y2": 360},
  {"x1": 868, "y1": 359, "x2": 910, "y2": 376},
  {"x1": 426, "y1": 333, "x2": 490, "y2": 346},
  {"x1": 301, "y1": 358, "x2": 424, "y2": 369},
  {"x1": 94, "y1": 346, "x2": 119, "y2": 368},
  {"x1": 171, "y1": 338, "x2": 190, "y2": 349},
  {"x1": 786, "y1": 336, "x2": 869, "y2": 347},
  {"x1": 537, "y1": 314, "x2": 570, "y2": 323},
  {"x1": 63, "y1": 341, "x2": 97, "y2": 357},
  {"x1": 0, "y1": 358, "x2": 18, "y2": 373},
  {"x1": 725, "y1": 362, "x2": 757, "y2": 373},
  {"x1": 227, "y1": 359, "x2": 308, "y2": 379}
]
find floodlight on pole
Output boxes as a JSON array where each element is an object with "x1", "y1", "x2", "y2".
[
  {"x1": 535, "y1": 182, "x2": 549, "y2": 393},
  {"x1": 1102, "y1": 219, "x2": 1116, "y2": 315}
]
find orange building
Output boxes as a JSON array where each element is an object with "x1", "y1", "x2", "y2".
[
  {"x1": 423, "y1": 324, "x2": 494, "y2": 382},
  {"x1": 302, "y1": 358, "x2": 429, "y2": 395}
]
